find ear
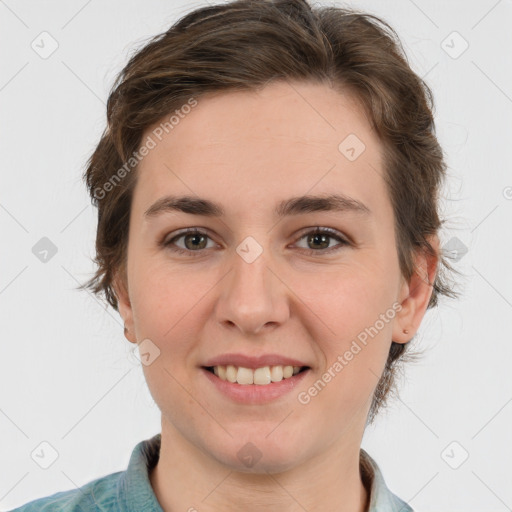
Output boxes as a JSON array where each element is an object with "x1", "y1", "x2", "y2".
[
  {"x1": 112, "y1": 266, "x2": 137, "y2": 344},
  {"x1": 392, "y1": 235, "x2": 439, "y2": 344}
]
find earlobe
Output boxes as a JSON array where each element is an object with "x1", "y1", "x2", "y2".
[
  {"x1": 112, "y1": 268, "x2": 137, "y2": 344},
  {"x1": 392, "y1": 236, "x2": 439, "y2": 344}
]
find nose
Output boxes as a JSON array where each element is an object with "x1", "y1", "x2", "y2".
[{"x1": 215, "y1": 242, "x2": 290, "y2": 336}]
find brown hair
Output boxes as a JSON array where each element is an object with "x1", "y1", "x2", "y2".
[{"x1": 81, "y1": 0, "x2": 456, "y2": 422}]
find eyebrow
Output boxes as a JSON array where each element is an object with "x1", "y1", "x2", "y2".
[{"x1": 144, "y1": 193, "x2": 371, "y2": 219}]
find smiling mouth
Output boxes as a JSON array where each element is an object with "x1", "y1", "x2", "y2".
[{"x1": 203, "y1": 365, "x2": 310, "y2": 385}]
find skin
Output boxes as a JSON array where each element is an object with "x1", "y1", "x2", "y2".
[{"x1": 114, "y1": 80, "x2": 438, "y2": 512}]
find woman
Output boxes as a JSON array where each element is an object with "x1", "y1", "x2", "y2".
[{"x1": 11, "y1": 0, "x2": 454, "y2": 510}]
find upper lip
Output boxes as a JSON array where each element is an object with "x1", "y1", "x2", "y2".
[{"x1": 202, "y1": 353, "x2": 310, "y2": 369}]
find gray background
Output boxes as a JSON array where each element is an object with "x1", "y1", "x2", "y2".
[{"x1": 1, "y1": 1, "x2": 511, "y2": 510}]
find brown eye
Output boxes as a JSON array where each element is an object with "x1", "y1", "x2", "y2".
[
  {"x1": 181, "y1": 233, "x2": 208, "y2": 250},
  {"x1": 163, "y1": 229, "x2": 216, "y2": 256},
  {"x1": 294, "y1": 227, "x2": 349, "y2": 254},
  {"x1": 306, "y1": 232, "x2": 331, "y2": 250}
]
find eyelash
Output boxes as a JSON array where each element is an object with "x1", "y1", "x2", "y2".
[{"x1": 161, "y1": 227, "x2": 350, "y2": 257}]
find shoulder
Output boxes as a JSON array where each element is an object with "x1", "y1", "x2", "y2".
[
  {"x1": 8, "y1": 470, "x2": 124, "y2": 512},
  {"x1": 8, "y1": 434, "x2": 162, "y2": 512}
]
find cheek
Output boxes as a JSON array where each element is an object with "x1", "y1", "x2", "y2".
[
  {"x1": 130, "y1": 267, "x2": 206, "y2": 410},
  {"x1": 130, "y1": 259, "x2": 205, "y2": 338},
  {"x1": 290, "y1": 263, "x2": 396, "y2": 404},
  {"x1": 292, "y1": 260, "x2": 397, "y2": 340}
]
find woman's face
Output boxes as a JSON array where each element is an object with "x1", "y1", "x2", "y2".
[{"x1": 116, "y1": 80, "x2": 434, "y2": 472}]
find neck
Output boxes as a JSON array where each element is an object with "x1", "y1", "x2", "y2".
[{"x1": 149, "y1": 419, "x2": 370, "y2": 512}]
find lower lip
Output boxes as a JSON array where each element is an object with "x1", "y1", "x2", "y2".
[{"x1": 200, "y1": 367, "x2": 310, "y2": 404}]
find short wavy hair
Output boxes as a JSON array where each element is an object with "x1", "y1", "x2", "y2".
[{"x1": 80, "y1": 0, "x2": 456, "y2": 423}]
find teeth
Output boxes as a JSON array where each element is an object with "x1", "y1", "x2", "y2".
[
  {"x1": 254, "y1": 367, "x2": 271, "y2": 385},
  {"x1": 226, "y1": 365, "x2": 237, "y2": 383},
  {"x1": 270, "y1": 365, "x2": 283, "y2": 382},
  {"x1": 217, "y1": 365, "x2": 227, "y2": 380},
  {"x1": 210, "y1": 364, "x2": 304, "y2": 385},
  {"x1": 236, "y1": 366, "x2": 254, "y2": 385}
]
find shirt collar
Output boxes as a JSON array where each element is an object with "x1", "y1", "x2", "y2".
[
  {"x1": 118, "y1": 434, "x2": 412, "y2": 512},
  {"x1": 117, "y1": 433, "x2": 163, "y2": 512},
  {"x1": 360, "y1": 448, "x2": 414, "y2": 511}
]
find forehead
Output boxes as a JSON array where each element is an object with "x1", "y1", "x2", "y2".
[{"x1": 134, "y1": 80, "x2": 387, "y2": 219}]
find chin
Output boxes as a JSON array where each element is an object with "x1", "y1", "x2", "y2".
[{"x1": 207, "y1": 434, "x2": 308, "y2": 475}]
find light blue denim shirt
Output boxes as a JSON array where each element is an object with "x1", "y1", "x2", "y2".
[{"x1": 9, "y1": 433, "x2": 413, "y2": 511}]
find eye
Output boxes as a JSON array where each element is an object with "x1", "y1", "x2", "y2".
[
  {"x1": 162, "y1": 226, "x2": 350, "y2": 257},
  {"x1": 162, "y1": 228, "x2": 217, "y2": 256},
  {"x1": 293, "y1": 227, "x2": 349, "y2": 255}
]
